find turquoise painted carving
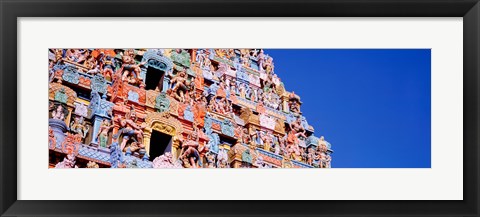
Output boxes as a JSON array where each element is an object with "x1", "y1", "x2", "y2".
[
  {"x1": 241, "y1": 149, "x2": 252, "y2": 164},
  {"x1": 204, "y1": 114, "x2": 213, "y2": 134},
  {"x1": 89, "y1": 92, "x2": 114, "y2": 118},
  {"x1": 62, "y1": 66, "x2": 80, "y2": 84},
  {"x1": 170, "y1": 49, "x2": 191, "y2": 68},
  {"x1": 142, "y1": 49, "x2": 174, "y2": 73},
  {"x1": 221, "y1": 119, "x2": 234, "y2": 137},
  {"x1": 155, "y1": 92, "x2": 171, "y2": 113},
  {"x1": 128, "y1": 90, "x2": 139, "y2": 103},
  {"x1": 305, "y1": 135, "x2": 319, "y2": 148},
  {"x1": 207, "y1": 132, "x2": 220, "y2": 154},
  {"x1": 184, "y1": 106, "x2": 194, "y2": 122},
  {"x1": 54, "y1": 88, "x2": 68, "y2": 104},
  {"x1": 90, "y1": 74, "x2": 108, "y2": 94}
]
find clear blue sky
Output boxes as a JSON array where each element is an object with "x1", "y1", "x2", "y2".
[{"x1": 265, "y1": 49, "x2": 431, "y2": 168}]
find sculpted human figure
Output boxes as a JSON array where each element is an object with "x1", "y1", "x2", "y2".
[
  {"x1": 170, "y1": 70, "x2": 189, "y2": 102},
  {"x1": 51, "y1": 104, "x2": 67, "y2": 121},
  {"x1": 196, "y1": 49, "x2": 207, "y2": 68},
  {"x1": 264, "y1": 56, "x2": 274, "y2": 74},
  {"x1": 289, "y1": 117, "x2": 307, "y2": 139},
  {"x1": 286, "y1": 130, "x2": 301, "y2": 160},
  {"x1": 100, "y1": 54, "x2": 116, "y2": 81},
  {"x1": 179, "y1": 133, "x2": 201, "y2": 168},
  {"x1": 55, "y1": 153, "x2": 78, "y2": 168},
  {"x1": 84, "y1": 54, "x2": 97, "y2": 70},
  {"x1": 123, "y1": 141, "x2": 145, "y2": 153},
  {"x1": 70, "y1": 115, "x2": 90, "y2": 139},
  {"x1": 66, "y1": 49, "x2": 86, "y2": 64},
  {"x1": 306, "y1": 147, "x2": 315, "y2": 165},
  {"x1": 227, "y1": 49, "x2": 236, "y2": 61},
  {"x1": 205, "y1": 152, "x2": 216, "y2": 168},
  {"x1": 116, "y1": 105, "x2": 144, "y2": 152},
  {"x1": 257, "y1": 49, "x2": 265, "y2": 71},
  {"x1": 324, "y1": 154, "x2": 332, "y2": 168},
  {"x1": 121, "y1": 49, "x2": 145, "y2": 84},
  {"x1": 96, "y1": 119, "x2": 113, "y2": 148}
]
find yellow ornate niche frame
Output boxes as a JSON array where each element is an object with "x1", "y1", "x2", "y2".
[{"x1": 143, "y1": 112, "x2": 184, "y2": 160}]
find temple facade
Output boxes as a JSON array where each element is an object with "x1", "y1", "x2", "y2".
[{"x1": 48, "y1": 49, "x2": 333, "y2": 168}]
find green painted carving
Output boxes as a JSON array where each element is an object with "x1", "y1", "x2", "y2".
[
  {"x1": 155, "y1": 92, "x2": 171, "y2": 113},
  {"x1": 54, "y1": 88, "x2": 68, "y2": 104},
  {"x1": 242, "y1": 149, "x2": 252, "y2": 164},
  {"x1": 170, "y1": 49, "x2": 191, "y2": 68},
  {"x1": 221, "y1": 119, "x2": 235, "y2": 137},
  {"x1": 91, "y1": 74, "x2": 108, "y2": 94},
  {"x1": 62, "y1": 66, "x2": 80, "y2": 84}
]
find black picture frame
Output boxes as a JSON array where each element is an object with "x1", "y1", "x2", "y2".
[{"x1": 1, "y1": 0, "x2": 478, "y2": 216}]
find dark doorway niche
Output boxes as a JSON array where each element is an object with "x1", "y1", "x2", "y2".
[
  {"x1": 149, "y1": 130, "x2": 173, "y2": 159},
  {"x1": 145, "y1": 67, "x2": 165, "y2": 91}
]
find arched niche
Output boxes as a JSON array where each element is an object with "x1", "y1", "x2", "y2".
[
  {"x1": 141, "y1": 49, "x2": 174, "y2": 92},
  {"x1": 143, "y1": 112, "x2": 184, "y2": 160}
]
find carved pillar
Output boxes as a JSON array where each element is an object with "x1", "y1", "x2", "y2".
[
  {"x1": 90, "y1": 114, "x2": 106, "y2": 146},
  {"x1": 191, "y1": 49, "x2": 197, "y2": 66},
  {"x1": 49, "y1": 118, "x2": 68, "y2": 148},
  {"x1": 88, "y1": 93, "x2": 113, "y2": 147},
  {"x1": 66, "y1": 107, "x2": 73, "y2": 127},
  {"x1": 282, "y1": 95, "x2": 289, "y2": 113},
  {"x1": 162, "y1": 76, "x2": 171, "y2": 93},
  {"x1": 143, "y1": 128, "x2": 152, "y2": 154},
  {"x1": 172, "y1": 137, "x2": 181, "y2": 161},
  {"x1": 140, "y1": 67, "x2": 147, "y2": 82}
]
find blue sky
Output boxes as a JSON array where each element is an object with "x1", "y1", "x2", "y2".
[{"x1": 265, "y1": 49, "x2": 431, "y2": 168}]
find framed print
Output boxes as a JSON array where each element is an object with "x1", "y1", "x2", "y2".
[{"x1": 1, "y1": 0, "x2": 478, "y2": 216}]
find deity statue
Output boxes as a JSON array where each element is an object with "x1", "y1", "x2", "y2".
[
  {"x1": 179, "y1": 133, "x2": 202, "y2": 168},
  {"x1": 169, "y1": 70, "x2": 189, "y2": 103},
  {"x1": 121, "y1": 49, "x2": 145, "y2": 85},
  {"x1": 285, "y1": 130, "x2": 301, "y2": 160},
  {"x1": 226, "y1": 49, "x2": 236, "y2": 61},
  {"x1": 96, "y1": 119, "x2": 113, "y2": 148},
  {"x1": 84, "y1": 54, "x2": 97, "y2": 70},
  {"x1": 66, "y1": 49, "x2": 87, "y2": 64},
  {"x1": 288, "y1": 92, "x2": 301, "y2": 114},
  {"x1": 70, "y1": 115, "x2": 90, "y2": 139},
  {"x1": 264, "y1": 56, "x2": 274, "y2": 74},
  {"x1": 99, "y1": 53, "x2": 116, "y2": 82},
  {"x1": 192, "y1": 95, "x2": 207, "y2": 126},
  {"x1": 257, "y1": 49, "x2": 265, "y2": 71},
  {"x1": 241, "y1": 128, "x2": 251, "y2": 145},
  {"x1": 196, "y1": 49, "x2": 207, "y2": 68},
  {"x1": 205, "y1": 152, "x2": 216, "y2": 168},
  {"x1": 115, "y1": 105, "x2": 144, "y2": 152},
  {"x1": 87, "y1": 161, "x2": 100, "y2": 168},
  {"x1": 123, "y1": 141, "x2": 145, "y2": 154},
  {"x1": 217, "y1": 148, "x2": 229, "y2": 168},
  {"x1": 324, "y1": 154, "x2": 332, "y2": 168},
  {"x1": 306, "y1": 147, "x2": 315, "y2": 165},
  {"x1": 289, "y1": 117, "x2": 307, "y2": 139},
  {"x1": 51, "y1": 104, "x2": 68, "y2": 121},
  {"x1": 261, "y1": 132, "x2": 273, "y2": 151},
  {"x1": 53, "y1": 49, "x2": 64, "y2": 63},
  {"x1": 152, "y1": 152, "x2": 183, "y2": 168},
  {"x1": 55, "y1": 153, "x2": 78, "y2": 168}
]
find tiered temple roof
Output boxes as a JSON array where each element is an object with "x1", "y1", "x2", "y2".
[{"x1": 48, "y1": 49, "x2": 333, "y2": 168}]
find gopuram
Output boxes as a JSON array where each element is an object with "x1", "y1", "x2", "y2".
[{"x1": 48, "y1": 49, "x2": 333, "y2": 168}]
